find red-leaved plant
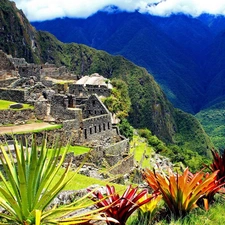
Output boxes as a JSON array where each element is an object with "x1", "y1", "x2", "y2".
[
  {"x1": 209, "y1": 149, "x2": 225, "y2": 182},
  {"x1": 88, "y1": 185, "x2": 153, "y2": 225}
]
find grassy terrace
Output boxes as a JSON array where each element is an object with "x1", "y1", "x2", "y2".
[
  {"x1": 130, "y1": 135, "x2": 153, "y2": 168},
  {"x1": 0, "y1": 100, "x2": 33, "y2": 110}
]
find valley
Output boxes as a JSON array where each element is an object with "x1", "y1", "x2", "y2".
[
  {"x1": 32, "y1": 12, "x2": 225, "y2": 115},
  {"x1": 1, "y1": 0, "x2": 225, "y2": 224}
]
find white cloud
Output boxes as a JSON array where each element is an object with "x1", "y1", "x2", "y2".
[{"x1": 13, "y1": 0, "x2": 225, "y2": 21}]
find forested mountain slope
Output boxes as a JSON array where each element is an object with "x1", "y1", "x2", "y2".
[
  {"x1": 32, "y1": 11, "x2": 225, "y2": 115},
  {"x1": 0, "y1": 0, "x2": 213, "y2": 155}
]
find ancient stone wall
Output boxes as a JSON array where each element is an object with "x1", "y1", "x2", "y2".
[
  {"x1": 0, "y1": 51, "x2": 15, "y2": 71},
  {"x1": 0, "y1": 109, "x2": 35, "y2": 125},
  {"x1": 50, "y1": 94, "x2": 81, "y2": 121},
  {"x1": 82, "y1": 114, "x2": 112, "y2": 143},
  {"x1": 34, "y1": 100, "x2": 50, "y2": 120},
  {"x1": 0, "y1": 78, "x2": 18, "y2": 87},
  {"x1": 0, "y1": 88, "x2": 26, "y2": 103},
  {"x1": 63, "y1": 119, "x2": 81, "y2": 131},
  {"x1": 68, "y1": 84, "x2": 111, "y2": 98},
  {"x1": 85, "y1": 84, "x2": 111, "y2": 97},
  {"x1": 41, "y1": 79, "x2": 53, "y2": 87},
  {"x1": 104, "y1": 138, "x2": 129, "y2": 155},
  {"x1": 108, "y1": 155, "x2": 134, "y2": 175},
  {"x1": 18, "y1": 64, "x2": 41, "y2": 81},
  {"x1": 1, "y1": 129, "x2": 81, "y2": 147},
  {"x1": 9, "y1": 57, "x2": 27, "y2": 67},
  {"x1": 68, "y1": 84, "x2": 89, "y2": 98},
  {"x1": 83, "y1": 95, "x2": 109, "y2": 119}
]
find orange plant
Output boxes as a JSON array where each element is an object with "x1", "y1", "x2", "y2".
[
  {"x1": 88, "y1": 185, "x2": 153, "y2": 225},
  {"x1": 142, "y1": 168, "x2": 222, "y2": 219}
]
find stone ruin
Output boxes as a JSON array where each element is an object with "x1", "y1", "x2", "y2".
[{"x1": 0, "y1": 50, "x2": 133, "y2": 175}]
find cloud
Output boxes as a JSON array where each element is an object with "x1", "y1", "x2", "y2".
[{"x1": 13, "y1": 0, "x2": 225, "y2": 21}]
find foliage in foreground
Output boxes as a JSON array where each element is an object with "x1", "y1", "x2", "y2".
[
  {"x1": 0, "y1": 134, "x2": 225, "y2": 224},
  {"x1": 88, "y1": 184, "x2": 154, "y2": 225},
  {"x1": 209, "y1": 149, "x2": 225, "y2": 182},
  {"x1": 0, "y1": 136, "x2": 115, "y2": 224},
  {"x1": 142, "y1": 168, "x2": 223, "y2": 219}
]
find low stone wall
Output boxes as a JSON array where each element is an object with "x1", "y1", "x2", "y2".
[
  {"x1": 63, "y1": 119, "x2": 81, "y2": 131},
  {"x1": 104, "y1": 138, "x2": 129, "y2": 155},
  {"x1": 0, "y1": 129, "x2": 82, "y2": 147},
  {"x1": 0, "y1": 88, "x2": 26, "y2": 103},
  {"x1": 108, "y1": 155, "x2": 134, "y2": 175},
  {"x1": 0, "y1": 109, "x2": 35, "y2": 125},
  {"x1": 0, "y1": 78, "x2": 18, "y2": 87}
]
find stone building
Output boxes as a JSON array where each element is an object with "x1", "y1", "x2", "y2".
[
  {"x1": 69, "y1": 73, "x2": 112, "y2": 98},
  {"x1": 0, "y1": 51, "x2": 128, "y2": 154}
]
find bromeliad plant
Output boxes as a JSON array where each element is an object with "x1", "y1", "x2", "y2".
[
  {"x1": 142, "y1": 168, "x2": 222, "y2": 219},
  {"x1": 130, "y1": 193, "x2": 162, "y2": 225},
  {"x1": 88, "y1": 184, "x2": 152, "y2": 225},
  {"x1": 0, "y1": 135, "x2": 115, "y2": 225},
  {"x1": 209, "y1": 149, "x2": 225, "y2": 182}
]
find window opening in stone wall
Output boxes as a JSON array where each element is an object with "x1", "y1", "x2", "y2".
[
  {"x1": 68, "y1": 96, "x2": 74, "y2": 108},
  {"x1": 90, "y1": 127, "x2": 92, "y2": 134},
  {"x1": 99, "y1": 124, "x2": 101, "y2": 132},
  {"x1": 84, "y1": 129, "x2": 87, "y2": 139},
  {"x1": 108, "y1": 122, "x2": 110, "y2": 129},
  {"x1": 92, "y1": 100, "x2": 96, "y2": 107},
  {"x1": 103, "y1": 123, "x2": 105, "y2": 131},
  {"x1": 94, "y1": 126, "x2": 97, "y2": 133}
]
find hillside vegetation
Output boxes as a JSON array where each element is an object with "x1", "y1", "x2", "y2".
[
  {"x1": 0, "y1": 0, "x2": 214, "y2": 156},
  {"x1": 196, "y1": 101, "x2": 225, "y2": 151},
  {"x1": 32, "y1": 12, "x2": 225, "y2": 116}
]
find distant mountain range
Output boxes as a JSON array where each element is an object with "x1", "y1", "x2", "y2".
[{"x1": 32, "y1": 12, "x2": 225, "y2": 114}]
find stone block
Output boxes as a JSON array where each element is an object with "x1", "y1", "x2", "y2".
[{"x1": 9, "y1": 103, "x2": 23, "y2": 109}]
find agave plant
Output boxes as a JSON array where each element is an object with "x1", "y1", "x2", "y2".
[
  {"x1": 88, "y1": 184, "x2": 152, "y2": 225},
  {"x1": 0, "y1": 135, "x2": 114, "y2": 225},
  {"x1": 142, "y1": 168, "x2": 223, "y2": 219}
]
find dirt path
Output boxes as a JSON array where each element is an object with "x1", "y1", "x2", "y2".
[{"x1": 0, "y1": 122, "x2": 57, "y2": 134}]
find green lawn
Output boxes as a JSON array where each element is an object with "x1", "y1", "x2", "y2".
[
  {"x1": 127, "y1": 195, "x2": 225, "y2": 225},
  {"x1": 0, "y1": 100, "x2": 33, "y2": 110},
  {"x1": 48, "y1": 145, "x2": 90, "y2": 156},
  {"x1": 63, "y1": 171, "x2": 126, "y2": 191},
  {"x1": 67, "y1": 145, "x2": 91, "y2": 155}
]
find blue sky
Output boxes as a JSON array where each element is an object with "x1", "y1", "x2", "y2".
[{"x1": 13, "y1": 0, "x2": 225, "y2": 21}]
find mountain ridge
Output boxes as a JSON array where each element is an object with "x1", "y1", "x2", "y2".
[
  {"x1": 0, "y1": 0, "x2": 213, "y2": 155},
  {"x1": 32, "y1": 11, "x2": 225, "y2": 114}
]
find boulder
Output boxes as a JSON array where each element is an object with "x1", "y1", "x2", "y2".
[{"x1": 9, "y1": 103, "x2": 23, "y2": 109}]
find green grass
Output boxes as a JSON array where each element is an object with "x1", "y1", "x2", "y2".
[
  {"x1": 0, "y1": 100, "x2": 33, "y2": 110},
  {"x1": 130, "y1": 135, "x2": 153, "y2": 168},
  {"x1": 127, "y1": 196, "x2": 225, "y2": 225},
  {"x1": 67, "y1": 145, "x2": 90, "y2": 155},
  {"x1": 63, "y1": 171, "x2": 126, "y2": 191},
  {"x1": 48, "y1": 145, "x2": 90, "y2": 157}
]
